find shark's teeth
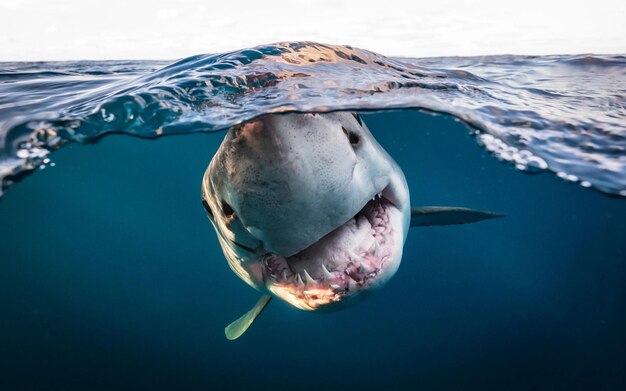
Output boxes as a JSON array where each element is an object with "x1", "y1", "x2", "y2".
[
  {"x1": 374, "y1": 241, "x2": 382, "y2": 257},
  {"x1": 371, "y1": 192, "x2": 383, "y2": 201},
  {"x1": 320, "y1": 263, "x2": 334, "y2": 279},
  {"x1": 359, "y1": 262, "x2": 373, "y2": 274},
  {"x1": 261, "y1": 184, "x2": 394, "y2": 301},
  {"x1": 295, "y1": 273, "x2": 304, "y2": 287},
  {"x1": 302, "y1": 269, "x2": 316, "y2": 285}
]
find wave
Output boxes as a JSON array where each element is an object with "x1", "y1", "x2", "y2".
[{"x1": 1, "y1": 42, "x2": 624, "y2": 196}]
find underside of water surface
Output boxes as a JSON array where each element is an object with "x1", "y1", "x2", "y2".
[
  {"x1": 1, "y1": 108, "x2": 625, "y2": 389},
  {"x1": 1, "y1": 42, "x2": 625, "y2": 197}
]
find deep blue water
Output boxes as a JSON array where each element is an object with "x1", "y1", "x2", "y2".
[
  {"x1": 1, "y1": 110, "x2": 625, "y2": 390},
  {"x1": 1, "y1": 41, "x2": 625, "y2": 389}
]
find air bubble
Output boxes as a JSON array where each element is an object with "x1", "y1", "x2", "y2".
[{"x1": 101, "y1": 108, "x2": 115, "y2": 122}]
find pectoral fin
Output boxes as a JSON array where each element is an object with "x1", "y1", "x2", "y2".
[
  {"x1": 410, "y1": 207, "x2": 504, "y2": 227},
  {"x1": 225, "y1": 295, "x2": 272, "y2": 340}
]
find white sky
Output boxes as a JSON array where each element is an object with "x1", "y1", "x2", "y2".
[{"x1": 0, "y1": 0, "x2": 625, "y2": 61}]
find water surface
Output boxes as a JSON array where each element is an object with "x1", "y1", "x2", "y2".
[{"x1": 1, "y1": 42, "x2": 625, "y2": 197}]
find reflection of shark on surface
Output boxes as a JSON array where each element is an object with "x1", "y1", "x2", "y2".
[{"x1": 201, "y1": 112, "x2": 503, "y2": 340}]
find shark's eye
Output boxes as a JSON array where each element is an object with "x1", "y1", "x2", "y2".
[
  {"x1": 342, "y1": 126, "x2": 360, "y2": 146},
  {"x1": 202, "y1": 198, "x2": 214, "y2": 220},
  {"x1": 222, "y1": 200, "x2": 235, "y2": 217}
]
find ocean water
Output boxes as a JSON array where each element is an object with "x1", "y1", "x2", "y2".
[
  {"x1": 1, "y1": 42, "x2": 625, "y2": 197},
  {"x1": 0, "y1": 42, "x2": 625, "y2": 389}
]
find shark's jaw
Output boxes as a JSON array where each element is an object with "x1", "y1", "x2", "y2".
[{"x1": 258, "y1": 186, "x2": 405, "y2": 311}]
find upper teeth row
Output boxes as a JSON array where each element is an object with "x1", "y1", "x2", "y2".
[
  {"x1": 286, "y1": 263, "x2": 337, "y2": 288},
  {"x1": 371, "y1": 192, "x2": 382, "y2": 201}
]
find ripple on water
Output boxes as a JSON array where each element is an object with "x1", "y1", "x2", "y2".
[{"x1": 0, "y1": 42, "x2": 625, "y2": 196}]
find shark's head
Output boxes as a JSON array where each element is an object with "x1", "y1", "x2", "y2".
[{"x1": 202, "y1": 112, "x2": 410, "y2": 311}]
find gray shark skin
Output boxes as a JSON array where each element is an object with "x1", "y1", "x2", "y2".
[{"x1": 201, "y1": 112, "x2": 501, "y2": 339}]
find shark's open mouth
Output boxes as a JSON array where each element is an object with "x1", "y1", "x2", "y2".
[{"x1": 261, "y1": 187, "x2": 404, "y2": 310}]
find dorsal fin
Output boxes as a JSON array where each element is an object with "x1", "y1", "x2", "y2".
[
  {"x1": 225, "y1": 295, "x2": 272, "y2": 340},
  {"x1": 411, "y1": 206, "x2": 504, "y2": 227}
]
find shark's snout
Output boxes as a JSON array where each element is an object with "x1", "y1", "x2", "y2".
[{"x1": 202, "y1": 111, "x2": 410, "y2": 310}]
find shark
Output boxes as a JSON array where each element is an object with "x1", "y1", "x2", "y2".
[{"x1": 201, "y1": 112, "x2": 502, "y2": 340}]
